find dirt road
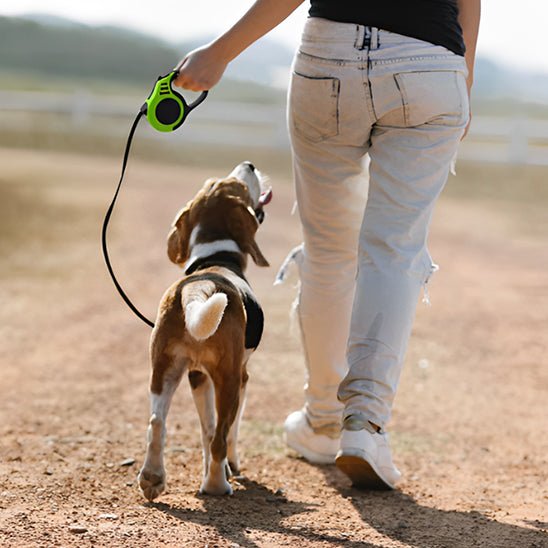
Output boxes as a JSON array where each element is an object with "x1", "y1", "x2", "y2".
[{"x1": 0, "y1": 148, "x2": 546, "y2": 547}]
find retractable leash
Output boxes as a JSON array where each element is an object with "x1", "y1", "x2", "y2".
[{"x1": 101, "y1": 71, "x2": 208, "y2": 328}]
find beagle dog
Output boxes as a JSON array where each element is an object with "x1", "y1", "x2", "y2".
[{"x1": 138, "y1": 162, "x2": 271, "y2": 499}]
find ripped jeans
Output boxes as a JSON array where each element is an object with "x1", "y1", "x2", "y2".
[{"x1": 287, "y1": 18, "x2": 469, "y2": 434}]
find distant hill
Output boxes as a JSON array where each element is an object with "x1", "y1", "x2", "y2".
[
  {"x1": 17, "y1": 12, "x2": 87, "y2": 28},
  {"x1": 0, "y1": 14, "x2": 293, "y2": 90},
  {"x1": 0, "y1": 16, "x2": 181, "y2": 85},
  {"x1": 474, "y1": 57, "x2": 548, "y2": 105},
  {"x1": 1, "y1": 14, "x2": 548, "y2": 106}
]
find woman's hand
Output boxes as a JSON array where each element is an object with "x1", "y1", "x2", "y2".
[{"x1": 174, "y1": 44, "x2": 229, "y2": 91}]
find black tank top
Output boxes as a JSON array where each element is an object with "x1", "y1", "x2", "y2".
[{"x1": 309, "y1": 0, "x2": 465, "y2": 56}]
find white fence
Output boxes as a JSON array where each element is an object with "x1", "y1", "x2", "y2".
[{"x1": 1, "y1": 90, "x2": 547, "y2": 165}]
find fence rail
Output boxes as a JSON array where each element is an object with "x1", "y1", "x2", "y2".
[{"x1": 1, "y1": 90, "x2": 547, "y2": 165}]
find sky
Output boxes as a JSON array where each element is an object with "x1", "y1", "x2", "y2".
[{"x1": 1, "y1": 0, "x2": 548, "y2": 74}]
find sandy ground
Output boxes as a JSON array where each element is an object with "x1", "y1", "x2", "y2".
[{"x1": 0, "y1": 148, "x2": 546, "y2": 548}]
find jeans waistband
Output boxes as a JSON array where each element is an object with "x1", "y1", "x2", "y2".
[
  {"x1": 299, "y1": 16, "x2": 466, "y2": 72},
  {"x1": 303, "y1": 17, "x2": 450, "y2": 52}
]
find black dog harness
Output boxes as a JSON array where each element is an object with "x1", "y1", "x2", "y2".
[{"x1": 185, "y1": 251, "x2": 264, "y2": 350}]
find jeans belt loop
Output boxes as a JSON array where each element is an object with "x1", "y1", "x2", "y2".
[{"x1": 370, "y1": 27, "x2": 380, "y2": 50}]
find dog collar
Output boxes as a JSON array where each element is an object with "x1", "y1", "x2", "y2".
[{"x1": 184, "y1": 251, "x2": 246, "y2": 278}]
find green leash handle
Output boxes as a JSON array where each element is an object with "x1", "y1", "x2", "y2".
[{"x1": 143, "y1": 71, "x2": 208, "y2": 132}]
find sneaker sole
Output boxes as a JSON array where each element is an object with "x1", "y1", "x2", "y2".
[{"x1": 335, "y1": 453, "x2": 393, "y2": 490}]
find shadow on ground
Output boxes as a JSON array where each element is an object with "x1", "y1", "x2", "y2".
[
  {"x1": 146, "y1": 462, "x2": 548, "y2": 547},
  {"x1": 151, "y1": 476, "x2": 380, "y2": 548},
  {"x1": 318, "y1": 465, "x2": 547, "y2": 548}
]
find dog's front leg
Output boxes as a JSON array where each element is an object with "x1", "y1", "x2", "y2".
[{"x1": 138, "y1": 360, "x2": 184, "y2": 502}]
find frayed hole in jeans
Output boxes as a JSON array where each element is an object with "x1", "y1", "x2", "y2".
[
  {"x1": 274, "y1": 243, "x2": 304, "y2": 286},
  {"x1": 450, "y1": 151, "x2": 458, "y2": 176},
  {"x1": 274, "y1": 243, "x2": 305, "y2": 337},
  {"x1": 422, "y1": 263, "x2": 439, "y2": 306}
]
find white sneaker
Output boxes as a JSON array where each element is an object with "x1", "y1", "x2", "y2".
[
  {"x1": 336, "y1": 426, "x2": 401, "y2": 489},
  {"x1": 283, "y1": 410, "x2": 339, "y2": 464}
]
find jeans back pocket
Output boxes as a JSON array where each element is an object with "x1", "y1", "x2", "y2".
[
  {"x1": 394, "y1": 70, "x2": 468, "y2": 127},
  {"x1": 290, "y1": 71, "x2": 340, "y2": 143}
]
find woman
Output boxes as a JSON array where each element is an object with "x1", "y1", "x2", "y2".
[{"x1": 175, "y1": 0, "x2": 480, "y2": 489}]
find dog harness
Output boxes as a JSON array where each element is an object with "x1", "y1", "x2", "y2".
[{"x1": 185, "y1": 251, "x2": 264, "y2": 349}]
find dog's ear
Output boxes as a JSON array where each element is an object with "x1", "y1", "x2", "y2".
[
  {"x1": 167, "y1": 205, "x2": 191, "y2": 265},
  {"x1": 229, "y1": 201, "x2": 269, "y2": 267},
  {"x1": 203, "y1": 177, "x2": 219, "y2": 194}
]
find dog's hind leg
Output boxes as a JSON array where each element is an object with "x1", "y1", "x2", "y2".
[
  {"x1": 188, "y1": 370, "x2": 215, "y2": 483},
  {"x1": 138, "y1": 353, "x2": 186, "y2": 502},
  {"x1": 227, "y1": 368, "x2": 249, "y2": 476},
  {"x1": 200, "y1": 363, "x2": 242, "y2": 496}
]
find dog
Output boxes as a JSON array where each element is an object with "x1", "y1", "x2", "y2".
[{"x1": 138, "y1": 162, "x2": 271, "y2": 499}]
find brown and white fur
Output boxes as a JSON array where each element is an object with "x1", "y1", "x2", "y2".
[{"x1": 138, "y1": 162, "x2": 269, "y2": 499}]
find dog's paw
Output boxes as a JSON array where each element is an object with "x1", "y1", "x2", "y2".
[
  {"x1": 138, "y1": 467, "x2": 166, "y2": 501},
  {"x1": 227, "y1": 460, "x2": 240, "y2": 477},
  {"x1": 199, "y1": 477, "x2": 233, "y2": 496}
]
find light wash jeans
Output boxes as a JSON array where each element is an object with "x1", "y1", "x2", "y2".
[{"x1": 287, "y1": 17, "x2": 469, "y2": 435}]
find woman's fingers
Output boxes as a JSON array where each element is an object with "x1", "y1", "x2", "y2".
[
  {"x1": 173, "y1": 46, "x2": 227, "y2": 91},
  {"x1": 173, "y1": 58, "x2": 195, "y2": 89}
]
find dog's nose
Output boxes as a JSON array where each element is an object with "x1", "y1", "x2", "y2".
[{"x1": 244, "y1": 161, "x2": 255, "y2": 172}]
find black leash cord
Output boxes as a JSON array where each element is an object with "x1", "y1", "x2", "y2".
[{"x1": 101, "y1": 109, "x2": 155, "y2": 329}]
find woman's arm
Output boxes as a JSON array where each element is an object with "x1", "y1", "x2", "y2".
[
  {"x1": 175, "y1": 0, "x2": 305, "y2": 91},
  {"x1": 458, "y1": 0, "x2": 481, "y2": 91},
  {"x1": 457, "y1": 0, "x2": 481, "y2": 137}
]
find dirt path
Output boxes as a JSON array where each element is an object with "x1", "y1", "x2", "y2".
[{"x1": 0, "y1": 148, "x2": 546, "y2": 547}]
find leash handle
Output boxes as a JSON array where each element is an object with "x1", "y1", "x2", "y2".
[
  {"x1": 187, "y1": 89, "x2": 208, "y2": 111},
  {"x1": 101, "y1": 110, "x2": 155, "y2": 328},
  {"x1": 172, "y1": 68, "x2": 209, "y2": 112},
  {"x1": 144, "y1": 71, "x2": 208, "y2": 132}
]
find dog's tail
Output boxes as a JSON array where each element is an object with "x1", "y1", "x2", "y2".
[{"x1": 182, "y1": 281, "x2": 228, "y2": 341}]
